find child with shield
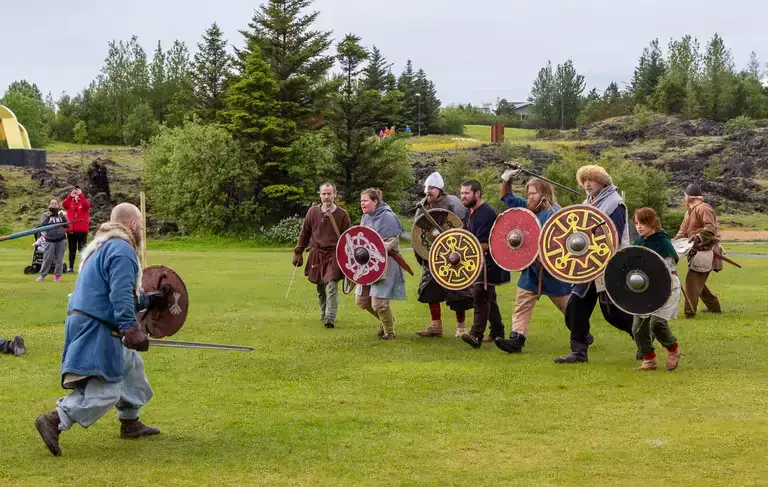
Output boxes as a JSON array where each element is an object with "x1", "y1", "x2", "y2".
[{"x1": 632, "y1": 207, "x2": 682, "y2": 371}]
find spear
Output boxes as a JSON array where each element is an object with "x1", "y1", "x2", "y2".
[{"x1": 0, "y1": 220, "x2": 82, "y2": 242}]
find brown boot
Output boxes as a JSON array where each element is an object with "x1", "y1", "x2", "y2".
[
  {"x1": 482, "y1": 335, "x2": 495, "y2": 343},
  {"x1": 120, "y1": 418, "x2": 160, "y2": 439},
  {"x1": 416, "y1": 321, "x2": 443, "y2": 337},
  {"x1": 34, "y1": 410, "x2": 62, "y2": 456},
  {"x1": 634, "y1": 358, "x2": 658, "y2": 371},
  {"x1": 666, "y1": 347, "x2": 681, "y2": 371}
]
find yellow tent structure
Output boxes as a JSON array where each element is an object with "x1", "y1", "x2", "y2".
[{"x1": 0, "y1": 104, "x2": 32, "y2": 149}]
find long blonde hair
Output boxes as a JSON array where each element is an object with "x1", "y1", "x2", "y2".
[{"x1": 526, "y1": 178, "x2": 558, "y2": 208}]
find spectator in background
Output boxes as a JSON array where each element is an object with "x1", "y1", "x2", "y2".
[
  {"x1": 37, "y1": 199, "x2": 68, "y2": 282},
  {"x1": 405, "y1": 125, "x2": 411, "y2": 134},
  {"x1": 62, "y1": 186, "x2": 91, "y2": 273}
]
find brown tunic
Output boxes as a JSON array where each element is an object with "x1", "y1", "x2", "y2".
[
  {"x1": 675, "y1": 201, "x2": 720, "y2": 249},
  {"x1": 294, "y1": 205, "x2": 351, "y2": 285}
]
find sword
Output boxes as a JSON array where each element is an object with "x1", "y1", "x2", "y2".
[
  {"x1": 502, "y1": 162, "x2": 580, "y2": 195},
  {"x1": 148, "y1": 339, "x2": 254, "y2": 352},
  {"x1": 714, "y1": 253, "x2": 742, "y2": 269},
  {"x1": 286, "y1": 264, "x2": 299, "y2": 298}
]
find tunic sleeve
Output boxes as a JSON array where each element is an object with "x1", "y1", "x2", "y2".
[
  {"x1": 339, "y1": 209, "x2": 351, "y2": 232},
  {"x1": 501, "y1": 193, "x2": 527, "y2": 209},
  {"x1": 695, "y1": 205, "x2": 718, "y2": 242},
  {"x1": 675, "y1": 212, "x2": 690, "y2": 239},
  {"x1": 474, "y1": 208, "x2": 495, "y2": 244},
  {"x1": 295, "y1": 207, "x2": 314, "y2": 253},
  {"x1": 105, "y1": 248, "x2": 140, "y2": 334}
]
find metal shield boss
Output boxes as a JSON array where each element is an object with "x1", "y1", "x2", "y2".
[
  {"x1": 429, "y1": 228, "x2": 483, "y2": 291},
  {"x1": 335, "y1": 225, "x2": 388, "y2": 285},
  {"x1": 489, "y1": 207, "x2": 541, "y2": 272},
  {"x1": 411, "y1": 208, "x2": 464, "y2": 260},
  {"x1": 139, "y1": 265, "x2": 189, "y2": 338},
  {"x1": 604, "y1": 246, "x2": 672, "y2": 315},
  {"x1": 538, "y1": 205, "x2": 618, "y2": 284}
]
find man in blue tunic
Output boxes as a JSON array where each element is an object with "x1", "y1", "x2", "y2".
[
  {"x1": 35, "y1": 203, "x2": 161, "y2": 456},
  {"x1": 459, "y1": 180, "x2": 511, "y2": 348},
  {"x1": 495, "y1": 171, "x2": 572, "y2": 354}
]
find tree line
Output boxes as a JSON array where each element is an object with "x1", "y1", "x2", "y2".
[
  {"x1": 529, "y1": 34, "x2": 768, "y2": 129},
  {"x1": 0, "y1": 0, "x2": 451, "y2": 231}
]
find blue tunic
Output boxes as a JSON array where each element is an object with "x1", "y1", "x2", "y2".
[
  {"x1": 502, "y1": 193, "x2": 572, "y2": 296},
  {"x1": 61, "y1": 238, "x2": 140, "y2": 385}
]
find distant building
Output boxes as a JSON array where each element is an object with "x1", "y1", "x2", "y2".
[{"x1": 510, "y1": 102, "x2": 534, "y2": 120}]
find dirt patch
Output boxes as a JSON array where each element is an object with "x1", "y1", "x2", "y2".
[{"x1": 721, "y1": 230, "x2": 768, "y2": 241}]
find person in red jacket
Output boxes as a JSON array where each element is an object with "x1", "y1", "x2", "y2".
[{"x1": 62, "y1": 186, "x2": 91, "y2": 272}]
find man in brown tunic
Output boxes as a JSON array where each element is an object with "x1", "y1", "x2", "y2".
[
  {"x1": 675, "y1": 183, "x2": 723, "y2": 318},
  {"x1": 293, "y1": 183, "x2": 351, "y2": 328}
]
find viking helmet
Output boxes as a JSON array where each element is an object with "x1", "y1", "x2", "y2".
[{"x1": 424, "y1": 172, "x2": 445, "y2": 193}]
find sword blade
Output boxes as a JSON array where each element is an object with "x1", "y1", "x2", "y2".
[
  {"x1": 503, "y1": 162, "x2": 580, "y2": 195},
  {"x1": 148, "y1": 339, "x2": 254, "y2": 352}
]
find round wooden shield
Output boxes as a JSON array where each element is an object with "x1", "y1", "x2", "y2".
[
  {"x1": 538, "y1": 205, "x2": 618, "y2": 284},
  {"x1": 429, "y1": 228, "x2": 483, "y2": 291},
  {"x1": 335, "y1": 225, "x2": 388, "y2": 286},
  {"x1": 489, "y1": 207, "x2": 541, "y2": 271},
  {"x1": 139, "y1": 265, "x2": 189, "y2": 338},
  {"x1": 604, "y1": 246, "x2": 672, "y2": 315},
  {"x1": 411, "y1": 208, "x2": 464, "y2": 260}
]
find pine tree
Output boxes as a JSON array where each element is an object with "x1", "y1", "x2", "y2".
[
  {"x1": 361, "y1": 45, "x2": 389, "y2": 92},
  {"x1": 414, "y1": 69, "x2": 441, "y2": 133},
  {"x1": 149, "y1": 41, "x2": 167, "y2": 121},
  {"x1": 191, "y1": 22, "x2": 231, "y2": 122},
  {"x1": 529, "y1": 62, "x2": 556, "y2": 128},
  {"x1": 398, "y1": 60, "x2": 417, "y2": 126},
  {"x1": 223, "y1": 45, "x2": 298, "y2": 217},
  {"x1": 702, "y1": 33, "x2": 735, "y2": 121},
  {"x1": 746, "y1": 51, "x2": 761, "y2": 81},
  {"x1": 553, "y1": 60, "x2": 585, "y2": 129},
  {"x1": 240, "y1": 0, "x2": 334, "y2": 129},
  {"x1": 164, "y1": 40, "x2": 193, "y2": 126},
  {"x1": 630, "y1": 39, "x2": 666, "y2": 106}
]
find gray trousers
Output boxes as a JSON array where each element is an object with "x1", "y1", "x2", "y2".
[
  {"x1": 317, "y1": 280, "x2": 339, "y2": 324},
  {"x1": 57, "y1": 348, "x2": 153, "y2": 430},
  {"x1": 41, "y1": 240, "x2": 67, "y2": 277}
]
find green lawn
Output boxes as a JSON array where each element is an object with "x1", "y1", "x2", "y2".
[
  {"x1": 464, "y1": 125, "x2": 536, "y2": 142},
  {"x1": 45, "y1": 142, "x2": 131, "y2": 152},
  {"x1": 1, "y1": 249, "x2": 767, "y2": 485}
]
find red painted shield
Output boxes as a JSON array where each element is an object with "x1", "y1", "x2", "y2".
[
  {"x1": 489, "y1": 208, "x2": 541, "y2": 271},
  {"x1": 335, "y1": 225, "x2": 388, "y2": 285}
]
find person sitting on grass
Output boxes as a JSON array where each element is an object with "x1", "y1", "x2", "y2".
[{"x1": 632, "y1": 207, "x2": 682, "y2": 371}]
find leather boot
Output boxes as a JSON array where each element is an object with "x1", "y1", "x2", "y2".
[
  {"x1": 666, "y1": 347, "x2": 681, "y2": 371},
  {"x1": 120, "y1": 418, "x2": 161, "y2": 439},
  {"x1": 494, "y1": 331, "x2": 527, "y2": 354},
  {"x1": 416, "y1": 320, "x2": 443, "y2": 337},
  {"x1": 634, "y1": 358, "x2": 658, "y2": 371},
  {"x1": 12, "y1": 336, "x2": 27, "y2": 356},
  {"x1": 34, "y1": 410, "x2": 62, "y2": 456},
  {"x1": 460, "y1": 332, "x2": 482, "y2": 349},
  {"x1": 554, "y1": 340, "x2": 589, "y2": 364}
]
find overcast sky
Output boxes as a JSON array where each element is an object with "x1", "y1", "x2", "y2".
[{"x1": 2, "y1": 0, "x2": 766, "y2": 106}]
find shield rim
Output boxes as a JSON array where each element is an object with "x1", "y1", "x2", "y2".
[
  {"x1": 335, "y1": 225, "x2": 388, "y2": 286},
  {"x1": 428, "y1": 228, "x2": 484, "y2": 291},
  {"x1": 538, "y1": 204, "x2": 618, "y2": 284},
  {"x1": 411, "y1": 208, "x2": 463, "y2": 260},
  {"x1": 489, "y1": 207, "x2": 542, "y2": 272},
  {"x1": 139, "y1": 264, "x2": 189, "y2": 339},
  {"x1": 604, "y1": 246, "x2": 672, "y2": 316}
]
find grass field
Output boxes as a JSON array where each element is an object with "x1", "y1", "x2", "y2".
[
  {"x1": 1, "y1": 246, "x2": 767, "y2": 485},
  {"x1": 464, "y1": 125, "x2": 536, "y2": 142}
]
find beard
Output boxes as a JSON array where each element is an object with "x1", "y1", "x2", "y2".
[
  {"x1": 461, "y1": 197, "x2": 477, "y2": 208},
  {"x1": 527, "y1": 198, "x2": 542, "y2": 212}
]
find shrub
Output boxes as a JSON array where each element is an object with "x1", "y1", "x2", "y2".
[
  {"x1": 123, "y1": 103, "x2": 160, "y2": 146},
  {"x1": 543, "y1": 149, "x2": 669, "y2": 217},
  {"x1": 633, "y1": 104, "x2": 657, "y2": 129},
  {"x1": 260, "y1": 215, "x2": 303, "y2": 244},
  {"x1": 439, "y1": 107, "x2": 467, "y2": 135},
  {"x1": 661, "y1": 210, "x2": 685, "y2": 234},
  {"x1": 724, "y1": 116, "x2": 755, "y2": 135}
]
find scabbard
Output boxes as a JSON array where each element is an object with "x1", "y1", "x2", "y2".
[{"x1": 388, "y1": 250, "x2": 414, "y2": 275}]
